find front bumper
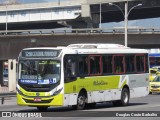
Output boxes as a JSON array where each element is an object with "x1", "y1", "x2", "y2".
[
  {"x1": 17, "y1": 93, "x2": 64, "y2": 107},
  {"x1": 150, "y1": 88, "x2": 160, "y2": 93}
]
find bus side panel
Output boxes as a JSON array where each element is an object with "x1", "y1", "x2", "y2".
[
  {"x1": 64, "y1": 76, "x2": 124, "y2": 105},
  {"x1": 129, "y1": 74, "x2": 149, "y2": 98},
  {"x1": 64, "y1": 93, "x2": 78, "y2": 106}
]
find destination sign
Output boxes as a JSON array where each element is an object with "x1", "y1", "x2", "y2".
[{"x1": 21, "y1": 50, "x2": 61, "y2": 58}]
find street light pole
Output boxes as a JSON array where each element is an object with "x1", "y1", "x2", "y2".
[
  {"x1": 58, "y1": 0, "x2": 60, "y2": 5},
  {"x1": 109, "y1": 2, "x2": 142, "y2": 47},
  {"x1": 124, "y1": 2, "x2": 128, "y2": 47},
  {"x1": 100, "y1": 0, "x2": 102, "y2": 28},
  {"x1": 5, "y1": 3, "x2": 8, "y2": 35}
]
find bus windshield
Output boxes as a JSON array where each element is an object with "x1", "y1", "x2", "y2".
[{"x1": 19, "y1": 60, "x2": 60, "y2": 84}]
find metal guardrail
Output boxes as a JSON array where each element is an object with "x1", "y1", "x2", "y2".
[
  {"x1": 0, "y1": 27, "x2": 160, "y2": 36},
  {"x1": 0, "y1": 92, "x2": 16, "y2": 104}
]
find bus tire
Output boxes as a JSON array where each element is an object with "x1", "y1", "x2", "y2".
[
  {"x1": 73, "y1": 91, "x2": 86, "y2": 110},
  {"x1": 149, "y1": 92, "x2": 152, "y2": 94},
  {"x1": 37, "y1": 106, "x2": 48, "y2": 111},
  {"x1": 119, "y1": 88, "x2": 130, "y2": 106},
  {"x1": 112, "y1": 88, "x2": 129, "y2": 106}
]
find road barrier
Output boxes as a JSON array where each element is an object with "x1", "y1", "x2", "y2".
[
  {"x1": 0, "y1": 92, "x2": 16, "y2": 104},
  {"x1": 0, "y1": 27, "x2": 160, "y2": 36}
]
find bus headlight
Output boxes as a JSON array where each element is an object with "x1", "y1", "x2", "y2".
[
  {"x1": 16, "y1": 87, "x2": 23, "y2": 95},
  {"x1": 51, "y1": 87, "x2": 63, "y2": 96}
]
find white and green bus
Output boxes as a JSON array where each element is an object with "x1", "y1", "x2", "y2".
[{"x1": 17, "y1": 44, "x2": 149, "y2": 111}]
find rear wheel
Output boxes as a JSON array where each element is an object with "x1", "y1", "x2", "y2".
[
  {"x1": 112, "y1": 88, "x2": 129, "y2": 106},
  {"x1": 119, "y1": 88, "x2": 129, "y2": 106}
]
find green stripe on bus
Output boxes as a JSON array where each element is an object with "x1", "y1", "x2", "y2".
[{"x1": 64, "y1": 76, "x2": 121, "y2": 94}]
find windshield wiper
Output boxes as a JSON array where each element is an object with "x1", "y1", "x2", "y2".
[{"x1": 21, "y1": 61, "x2": 37, "y2": 72}]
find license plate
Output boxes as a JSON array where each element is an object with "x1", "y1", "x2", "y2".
[{"x1": 34, "y1": 98, "x2": 41, "y2": 102}]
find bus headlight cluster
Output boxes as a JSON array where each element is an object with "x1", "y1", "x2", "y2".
[{"x1": 50, "y1": 87, "x2": 63, "y2": 96}]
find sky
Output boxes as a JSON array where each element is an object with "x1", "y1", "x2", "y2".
[{"x1": 0, "y1": 0, "x2": 160, "y2": 28}]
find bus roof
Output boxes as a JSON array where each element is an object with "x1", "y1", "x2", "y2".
[
  {"x1": 21, "y1": 44, "x2": 148, "y2": 55},
  {"x1": 67, "y1": 43, "x2": 129, "y2": 49}
]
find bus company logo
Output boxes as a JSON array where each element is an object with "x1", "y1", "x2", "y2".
[
  {"x1": 93, "y1": 80, "x2": 108, "y2": 86},
  {"x1": 2, "y1": 112, "x2": 11, "y2": 117}
]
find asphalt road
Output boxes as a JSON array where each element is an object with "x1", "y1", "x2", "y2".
[{"x1": 0, "y1": 94, "x2": 160, "y2": 120}]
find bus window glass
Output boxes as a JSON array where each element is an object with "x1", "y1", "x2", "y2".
[
  {"x1": 78, "y1": 56, "x2": 88, "y2": 75},
  {"x1": 136, "y1": 55, "x2": 145, "y2": 72},
  {"x1": 38, "y1": 61, "x2": 60, "y2": 81},
  {"x1": 89, "y1": 56, "x2": 101, "y2": 75},
  {"x1": 19, "y1": 60, "x2": 60, "y2": 82},
  {"x1": 64, "y1": 55, "x2": 77, "y2": 79},
  {"x1": 102, "y1": 56, "x2": 113, "y2": 74},
  {"x1": 20, "y1": 60, "x2": 38, "y2": 79},
  {"x1": 114, "y1": 56, "x2": 125, "y2": 74},
  {"x1": 125, "y1": 55, "x2": 135, "y2": 73}
]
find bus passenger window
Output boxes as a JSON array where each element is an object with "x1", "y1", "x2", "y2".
[
  {"x1": 89, "y1": 56, "x2": 101, "y2": 75},
  {"x1": 136, "y1": 55, "x2": 145, "y2": 72},
  {"x1": 102, "y1": 56, "x2": 112, "y2": 74},
  {"x1": 78, "y1": 56, "x2": 88, "y2": 75},
  {"x1": 64, "y1": 55, "x2": 77, "y2": 80},
  {"x1": 114, "y1": 56, "x2": 125, "y2": 74},
  {"x1": 125, "y1": 55, "x2": 135, "y2": 73}
]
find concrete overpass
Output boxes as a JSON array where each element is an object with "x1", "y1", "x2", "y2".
[
  {"x1": 0, "y1": 28, "x2": 160, "y2": 60},
  {"x1": 0, "y1": 0, "x2": 160, "y2": 30}
]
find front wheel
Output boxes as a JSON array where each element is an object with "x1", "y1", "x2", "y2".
[{"x1": 73, "y1": 92, "x2": 86, "y2": 110}]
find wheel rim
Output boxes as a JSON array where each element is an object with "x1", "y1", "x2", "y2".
[
  {"x1": 123, "y1": 91, "x2": 128, "y2": 103},
  {"x1": 78, "y1": 96, "x2": 85, "y2": 106}
]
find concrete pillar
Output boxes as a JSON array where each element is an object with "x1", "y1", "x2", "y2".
[
  {"x1": 81, "y1": 4, "x2": 91, "y2": 18},
  {"x1": 8, "y1": 59, "x2": 16, "y2": 92},
  {"x1": 0, "y1": 61, "x2": 3, "y2": 86}
]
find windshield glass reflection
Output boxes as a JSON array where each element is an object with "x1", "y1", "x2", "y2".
[{"x1": 19, "y1": 60, "x2": 60, "y2": 84}]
